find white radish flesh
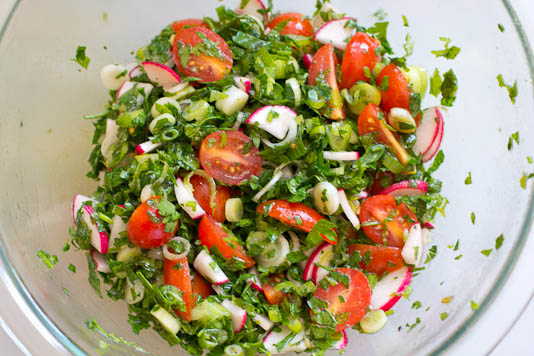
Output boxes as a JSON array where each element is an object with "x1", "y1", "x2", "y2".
[
  {"x1": 312, "y1": 243, "x2": 335, "y2": 284},
  {"x1": 314, "y1": 17, "x2": 357, "y2": 51},
  {"x1": 174, "y1": 177, "x2": 206, "y2": 219},
  {"x1": 323, "y1": 151, "x2": 360, "y2": 161},
  {"x1": 371, "y1": 267, "x2": 412, "y2": 311},
  {"x1": 422, "y1": 111, "x2": 445, "y2": 162},
  {"x1": 72, "y1": 194, "x2": 91, "y2": 226},
  {"x1": 338, "y1": 189, "x2": 361, "y2": 229},
  {"x1": 90, "y1": 250, "x2": 111, "y2": 273},
  {"x1": 261, "y1": 117, "x2": 298, "y2": 148},
  {"x1": 234, "y1": 76, "x2": 252, "y2": 94},
  {"x1": 235, "y1": 0, "x2": 267, "y2": 22},
  {"x1": 82, "y1": 205, "x2": 109, "y2": 254},
  {"x1": 193, "y1": 250, "x2": 229, "y2": 285},
  {"x1": 216, "y1": 86, "x2": 249, "y2": 116},
  {"x1": 151, "y1": 305, "x2": 180, "y2": 334},
  {"x1": 413, "y1": 107, "x2": 445, "y2": 161},
  {"x1": 257, "y1": 235, "x2": 290, "y2": 268},
  {"x1": 135, "y1": 141, "x2": 161, "y2": 155},
  {"x1": 246, "y1": 105, "x2": 297, "y2": 140},
  {"x1": 221, "y1": 300, "x2": 247, "y2": 333},
  {"x1": 381, "y1": 180, "x2": 428, "y2": 196},
  {"x1": 246, "y1": 266, "x2": 263, "y2": 292},
  {"x1": 141, "y1": 61, "x2": 181, "y2": 89},
  {"x1": 126, "y1": 278, "x2": 145, "y2": 304},
  {"x1": 360, "y1": 309, "x2": 387, "y2": 334},
  {"x1": 116, "y1": 81, "x2": 153, "y2": 104},
  {"x1": 303, "y1": 243, "x2": 329, "y2": 282},
  {"x1": 100, "y1": 119, "x2": 120, "y2": 157},
  {"x1": 401, "y1": 223, "x2": 424, "y2": 266},
  {"x1": 311, "y1": 2, "x2": 343, "y2": 29},
  {"x1": 253, "y1": 313, "x2": 274, "y2": 331},
  {"x1": 108, "y1": 214, "x2": 126, "y2": 248},
  {"x1": 127, "y1": 64, "x2": 142, "y2": 79},
  {"x1": 331, "y1": 330, "x2": 348, "y2": 350},
  {"x1": 150, "y1": 97, "x2": 181, "y2": 119},
  {"x1": 140, "y1": 184, "x2": 155, "y2": 203},
  {"x1": 312, "y1": 181, "x2": 340, "y2": 215},
  {"x1": 100, "y1": 64, "x2": 128, "y2": 90},
  {"x1": 149, "y1": 113, "x2": 176, "y2": 134},
  {"x1": 263, "y1": 326, "x2": 308, "y2": 354}
]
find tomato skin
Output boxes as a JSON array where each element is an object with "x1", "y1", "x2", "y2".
[
  {"x1": 347, "y1": 244, "x2": 404, "y2": 277},
  {"x1": 263, "y1": 275, "x2": 288, "y2": 305},
  {"x1": 127, "y1": 196, "x2": 176, "y2": 249},
  {"x1": 340, "y1": 32, "x2": 380, "y2": 89},
  {"x1": 369, "y1": 171, "x2": 395, "y2": 195},
  {"x1": 313, "y1": 268, "x2": 371, "y2": 332},
  {"x1": 359, "y1": 195, "x2": 418, "y2": 248},
  {"x1": 358, "y1": 103, "x2": 409, "y2": 165},
  {"x1": 199, "y1": 130, "x2": 262, "y2": 186},
  {"x1": 164, "y1": 257, "x2": 194, "y2": 322},
  {"x1": 266, "y1": 13, "x2": 314, "y2": 37},
  {"x1": 377, "y1": 64, "x2": 411, "y2": 114},
  {"x1": 190, "y1": 175, "x2": 230, "y2": 223},
  {"x1": 191, "y1": 271, "x2": 214, "y2": 299},
  {"x1": 257, "y1": 199, "x2": 337, "y2": 245},
  {"x1": 198, "y1": 215, "x2": 255, "y2": 268},
  {"x1": 308, "y1": 44, "x2": 345, "y2": 120},
  {"x1": 172, "y1": 26, "x2": 233, "y2": 83},
  {"x1": 171, "y1": 19, "x2": 209, "y2": 34}
]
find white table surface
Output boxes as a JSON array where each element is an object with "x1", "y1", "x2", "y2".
[{"x1": 0, "y1": 0, "x2": 532, "y2": 355}]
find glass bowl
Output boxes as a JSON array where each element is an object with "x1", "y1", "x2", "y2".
[{"x1": 0, "y1": 0, "x2": 533, "y2": 355}]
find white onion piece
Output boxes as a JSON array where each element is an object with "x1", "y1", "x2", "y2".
[
  {"x1": 252, "y1": 171, "x2": 283, "y2": 203},
  {"x1": 288, "y1": 231, "x2": 300, "y2": 252},
  {"x1": 261, "y1": 118, "x2": 298, "y2": 148},
  {"x1": 140, "y1": 184, "x2": 155, "y2": 203},
  {"x1": 257, "y1": 235, "x2": 290, "y2": 268},
  {"x1": 162, "y1": 237, "x2": 191, "y2": 261},
  {"x1": 323, "y1": 151, "x2": 360, "y2": 161},
  {"x1": 285, "y1": 78, "x2": 302, "y2": 106},
  {"x1": 174, "y1": 177, "x2": 206, "y2": 219},
  {"x1": 231, "y1": 111, "x2": 245, "y2": 131},
  {"x1": 100, "y1": 64, "x2": 128, "y2": 90},
  {"x1": 312, "y1": 181, "x2": 340, "y2": 215},
  {"x1": 338, "y1": 189, "x2": 360, "y2": 229}
]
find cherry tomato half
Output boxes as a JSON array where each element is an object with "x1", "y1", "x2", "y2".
[
  {"x1": 198, "y1": 215, "x2": 255, "y2": 268},
  {"x1": 126, "y1": 196, "x2": 176, "y2": 249},
  {"x1": 308, "y1": 44, "x2": 345, "y2": 120},
  {"x1": 266, "y1": 12, "x2": 314, "y2": 37},
  {"x1": 190, "y1": 175, "x2": 230, "y2": 223},
  {"x1": 164, "y1": 257, "x2": 194, "y2": 321},
  {"x1": 312, "y1": 268, "x2": 371, "y2": 332},
  {"x1": 191, "y1": 271, "x2": 214, "y2": 299},
  {"x1": 171, "y1": 19, "x2": 209, "y2": 34},
  {"x1": 172, "y1": 26, "x2": 233, "y2": 83},
  {"x1": 340, "y1": 32, "x2": 380, "y2": 89},
  {"x1": 199, "y1": 130, "x2": 262, "y2": 186},
  {"x1": 377, "y1": 64, "x2": 411, "y2": 113},
  {"x1": 359, "y1": 195, "x2": 418, "y2": 248},
  {"x1": 347, "y1": 244, "x2": 404, "y2": 277},
  {"x1": 263, "y1": 275, "x2": 289, "y2": 305}
]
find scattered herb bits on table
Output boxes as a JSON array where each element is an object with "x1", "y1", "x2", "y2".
[{"x1": 69, "y1": 1, "x2": 451, "y2": 355}]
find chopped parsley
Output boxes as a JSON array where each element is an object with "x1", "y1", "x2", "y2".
[
  {"x1": 402, "y1": 15, "x2": 409, "y2": 27},
  {"x1": 440, "y1": 69, "x2": 458, "y2": 106},
  {"x1": 520, "y1": 173, "x2": 534, "y2": 189},
  {"x1": 481, "y1": 249, "x2": 493, "y2": 257},
  {"x1": 464, "y1": 172, "x2": 472, "y2": 185},
  {"x1": 372, "y1": 9, "x2": 388, "y2": 21},
  {"x1": 68, "y1": 264, "x2": 77, "y2": 273},
  {"x1": 495, "y1": 234, "x2": 504, "y2": 250},
  {"x1": 429, "y1": 68, "x2": 442, "y2": 97},
  {"x1": 71, "y1": 46, "x2": 91, "y2": 70},
  {"x1": 411, "y1": 301, "x2": 422, "y2": 309},
  {"x1": 424, "y1": 245, "x2": 437, "y2": 264},
  {"x1": 440, "y1": 312, "x2": 449, "y2": 321},
  {"x1": 496, "y1": 74, "x2": 518, "y2": 104},
  {"x1": 498, "y1": 23, "x2": 505, "y2": 32},
  {"x1": 471, "y1": 300, "x2": 480, "y2": 311},
  {"x1": 37, "y1": 250, "x2": 58, "y2": 269},
  {"x1": 470, "y1": 212, "x2": 476, "y2": 225},
  {"x1": 431, "y1": 37, "x2": 461, "y2": 60},
  {"x1": 507, "y1": 131, "x2": 519, "y2": 150}
]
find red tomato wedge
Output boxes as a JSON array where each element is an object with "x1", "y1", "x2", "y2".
[
  {"x1": 308, "y1": 44, "x2": 345, "y2": 120},
  {"x1": 191, "y1": 271, "x2": 214, "y2": 299},
  {"x1": 163, "y1": 257, "x2": 194, "y2": 322},
  {"x1": 199, "y1": 130, "x2": 262, "y2": 186},
  {"x1": 358, "y1": 103, "x2": 410, "y2": 165},
  {"x1": 312, "y1": 268, "x2": 371, "y2": 332},
  {"x1": 126, "y1": 196, "x2": 176, "y2": 249},
  {"x1": 190, "y1": 175, "x2": 230, "y2": 223},
  {"x1": 257, "y1": 199, "x2": 337, "y2": 245},
  {"x1": 377, "y1": 64, "x2": 411, "y2": 114},
  {"x1": 263, "y1": 275, "x2": 288, "y2": 305},
  {"x1": 359, "y1": 195, "x2": 418, "y2": 248},
  {"x1": 266, "y1": 12, "x2": 314, "y2": 37},
  {"x1": 340, "y1": 32, "x2": 380, "y2": 89},
  {"x1": 171, "y1": 19, "x2": 209, "y2": 34},
  {"x1": 172, "y1": 26, "x2": 233, "y2": 83},
  {"x1": 198, "y1": 215, "x2": 255, "y2": 268},
  {"x1": 347, "y1": 244, "x2": 404, "y2": 277}
]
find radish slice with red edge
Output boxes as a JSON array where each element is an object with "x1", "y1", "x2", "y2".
[
  {"x1": 253, "y1": 313, "x2": 274, "y2": 331},
  {"x1": 302, "y1": 54, "x2": 313, "y2": 69},
  {"x1": 211, "y1": 284, "x2": 225, "y2": 295},
  {"x1": 424, "y1": 222, "x2": 435, "y2": 229},
  {"x1": 82, "y1": 205, "x2": 109, "y2": 254},
  {"x1": 90, "y1": 250, "x2": 111, "y2": 273},
  {"x1": 413, "y1": 106, "x2": 446, "y2": 162},
  {"x1": 128, "y1": 64, "x2": 142, "y2": 79},
  {"x1": 371, "y1": 267, "x2": 412, "y2": 311},
  {"x1": 193, "y1": 250, "x2": 229, "y2": 285},
  {"x1": 234, "y1": 76, "x2": 252, "y2": 94},
  {"x1": 135, "y1": 141, "x2": 161, "y2": 155},
  {"x1": 221, "y1": 300, "x2": 247, "y2": 333},
  {"x1": 331, "y1": 330, "x2": 348, "y2": 350},
  {"x1": 246, "y1": 266, "x2": 263, "y2": 292},
  {"x1": 323, "y1": 151, "x2": 360, "y2": 161},
  {"x1": 401, "y1": 223, "x2": 424, "y2": 266},
  {"x1": 116, "y1": 81, "x2": 153, "y2": 103},
  {"x1": 108, "y1": 214, "x2": 126, "y2": 248},
  {"x1": 311, "y1": 2, "x2": 342, "y2": 29},
  {"x1": 303, "y1": 242, "x2": 330, "y2": 282},
  {"x1": 380, "y1": 180, "x2": 429, "y2": 196},
  {"x1": 422, "y1": 111, "x2": 445, "y2": 162},
  {"x1": 141, "y1": 61, "x2": 181, "y2": 89},
  {"x1": 174, "y1": 177, "x2": 206, "y2": 219},
  {"x1": 246, "y1": 105, "x2": 297, "y2": 140},
  {"x1": 338, "y1": 189, "x2": 360, "y2": 229},
  {"x1": 311, "y1": 243, "x2": 334, "y2": 284},
  {"x1": 235, "y1": 0, "x2": 267, "y2": 22},
  {"x1": 100, "y1": 119, "x2": 119, "y2": 157},
  {"x1": 314, "y1": 17, "x2": 357, "y2": 51},
  {"x1": 72, "y1": 194, "x2": 91, "y2": 226},
  {"x1": 263, "y1": 326, "x2": 308, "y2": 354}
]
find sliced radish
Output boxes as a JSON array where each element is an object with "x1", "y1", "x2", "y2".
[
  {"x1": 323, "y1": 151, "x2": 360, "y2": 161},
  {"x1": 311, "y1": 243, "x2": 335, "y2": 284},
  {"x1": 371, "y1": 267, "x2": 412, "y2": 311},
  {"x1": 263, "y1": 326, "x2": 308, "y2": 354},
  {"x1": 246, "y1": 105, "x2": 297, "y2": 140},
  {"x1": 221, "y1": 300, "x2": 247, "y2": 333},
  {"x1": 311, "y1": 2, "x2": 342, "y2": 29},
  {"x1": 402, "y1": 223, "x2": 424, "y2": 266},
  {"x1": 314, "y1": 17, "x2": 357, "y2": 51},
  {"x1": 338, "y1": 189, "x2": 360, "y2": 229},
  {"x1": 72, "y1": 194, "x2": 91, "y2": 226},
  {"x1": 235, "y1": 0, "x2": 267, "y2": 22},
  {"x1": 193, "y1": 250, "x2": 229, "y2": 285},
  {"x1": 128, "y1": 64, "x2": 142, "y2": 79},
  {"x1": 211, "y1": 284, "x2": 225, "y2": 296},
  {"x1": 353, "y1": 190, "x2": 369, "y2": 199},
  {"x1": 253, "y1": 313, "x2": 274, "y2": 331},
  {"x1": 331, "y1": 330, "x2": 348, "y2": 350},
  {"x1": 82, "y1": 205, "x2": 109, "y2": 254},
  {"x1": 380, "y1": 180, "x2": 429, "y2": 196},
  {"x1": 108, "y1": 214, "x2": 126, "y2": 248},
  {"x1": 246, "y1": 266, "x2": 263, "y2": 292},
  {"x1": 424, "y1": 222, "x2": 435, "y2": 229},
  {"x1": 234, "y1": 76, "x2": 252, "y2": 94},
  {"x1": 413, "y1": 107, "x2": 445, "y2": 162},
  {"x1": 90, "y1": 250, "x2": 111, "y2": 273},
  {"x1": 100, "y1": 119, "x2": 120, "y2": 157},
  {"x1": 141, "y1": 61, "x2": 181, "y2": 89},
  {"x1": 215, "y1": 86, "x2": 249, "y2": 116},
  {"x1": 135, "y1": 141, "x2": 161, "y2": 155},
  {"x1": 174, "y1": 177, "x2": 206, "y2": 219},
  {"x1": 303, "y1": 243, "x2": 331, "y2": 282},
  {"x1": 261, "y1": 117, "x2": 298, "y2": 148},
  {"x1": 302, "y1": 54, "x2": 313, "y2": 70},
  {"x1": 116, "y1": 81, "x2": 153, "y2": 104},
  {"x1": 140, "y1": 184, "x2": 155, "y2": 203}
]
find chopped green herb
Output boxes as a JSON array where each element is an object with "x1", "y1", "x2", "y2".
[
  {"x1": 496, "y1": 74, "x2": 518, "y2": 104},
  {"x1": 430, "y1": 68, "x2": 443, "y2": 97},
  {"x1": 440, "y1": 69, "x2": 458, "y2": 106},
  {"x1": 471, "y1": 300, "x2": 480, "y2": 310},
  {"x1": 470, "y1": 212, "x2": 476, "y2": 225},
  {"x1": 372, "y1": 9, "x2": 388, "y2": 21},
  {"x1": 498, "y1": 23, "x2": 505, "y2": 32},
  {"x1": 464, "y1": 172, "x2": 472, "y2": 185},
  {"x1": 402, "y1": 15, "x2": 409, "y2": 27},
  {"x1": 431, "y1": 37, "x2": 461, "y2": 60},
  {"x1": 102, "y1": 12, "x2": 108, "y2": 22},
  {"x1": 440, "y1": 312, "x2": 449, "y2": 321},
  {"x1": 424, "y1": 245, "x2": 437, "y2": 264},
  {"x1": 411, "y1": 301, "x2": 422, "y2": 309},
  {"x1": 520, "y1": 173, "x2": 534, "y2": 189},
  {"x1": 481, "y1": 249, "x2": 493, "y2": 257},
  {"x1": 71, "y1": 46, "x2": 91, "y2": 70},
  {"x1": 37, "y1": 250, "x2": 58, "y2": 269},
  {"x1": 454, "y1": 254, "x2": 463, "y2": 260},
  {"x1": 68, "y1": 264, "x2": 77, "y2": 273},
  {"x1": 495, "y1": 234, "x2": 504, "y2": 250},
  {"x1": 507, "y1": 131, "x2": 519, "y2": 150}
]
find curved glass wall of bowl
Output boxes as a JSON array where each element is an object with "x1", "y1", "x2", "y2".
[{"x1": 0, "y1": 0, "x2": 533, "y2": 356}]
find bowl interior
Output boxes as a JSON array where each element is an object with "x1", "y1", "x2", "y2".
[{"x1": 0, "y1": 0, "x2": 533, "y2": 355}]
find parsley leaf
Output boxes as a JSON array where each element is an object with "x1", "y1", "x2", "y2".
[
  {"x1": 470, "y1": 212, "x2": 476, "y2": 225},
  {"x1": 464, "y1": 172, "x2": 472, "y2": 185},
  {"x1": 496, "y1": 74, "x2": 518, "y2": 104},
  {"x1": 441, "y1": 69, "x2": 458, "y2": 106},
  {"x1": 471, "y1": 300, "x2": 480, "y2": 310},
  {"x1": 372, "y1": 9, "x2": 388, "y2": 21},
  {"x1": 495, "y1": 234, "x2": 504, "y2": 250},
  {"x1": 37, "y1": 250, "x2": 58, "y2": 269},
  {"x1": 498, "y1": 24, "x2": 505, "y2": 32},
  {"x1": 72, "y1": 46, "x2": 91, "y2": 69},
  {"x1": 402, "y1": 15, "x2": 409, "y2": 27},
  {"x1": 520, "y1": 173, "x2": 534, "y2": 189},
  {"x1": 481, "y1": 249, "x2": 493, "y2": 257},
  {"x1": 430, "y1": 68, "x2": 443, "y2": 97},
  {"x1": 507, "y1": 131, "x2": 519, "y2": 150},
  {"x1": 306, "y1": 219, "x2": 337, "y2": 247},
  {"x1": 440, "y1": 312, "x2": 449, "y2": 321},
  {"x1": 431, "y1": 37, "x2": 461, "y2": 59},
  {"x1": 424, "y1": 245, "x2": 437, "y2": 264}
]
